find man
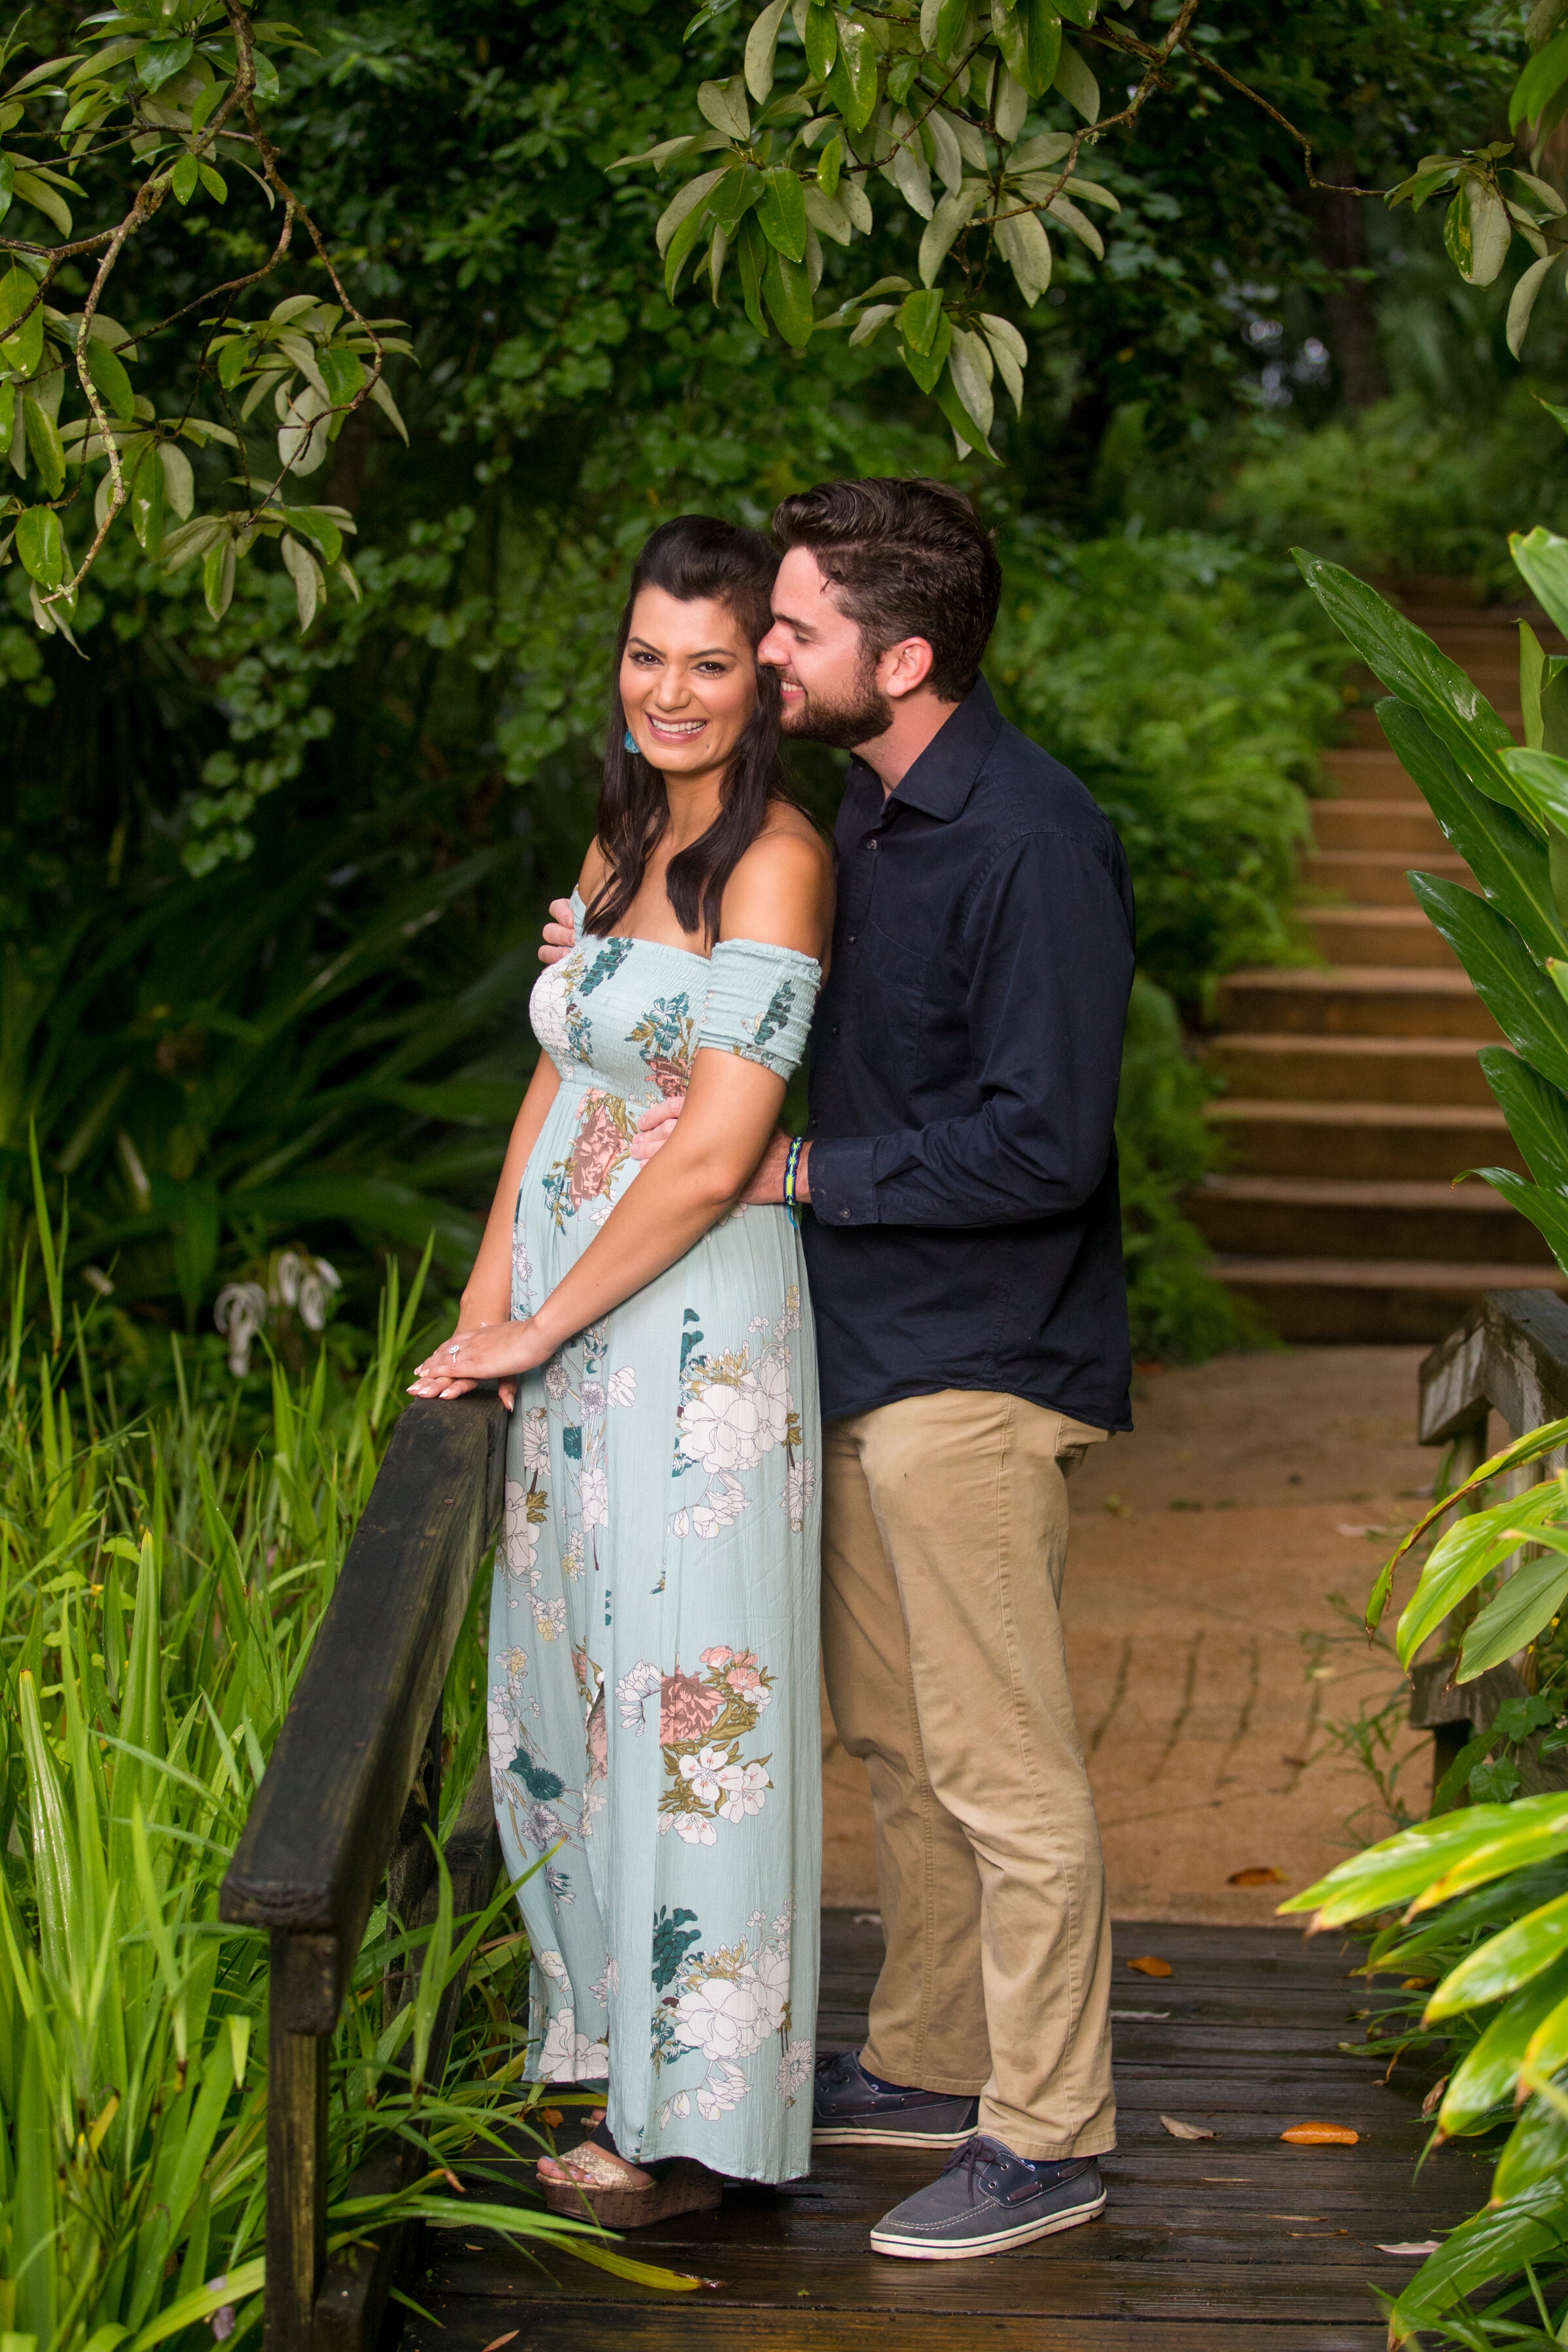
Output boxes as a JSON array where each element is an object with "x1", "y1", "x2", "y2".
[{"x1": 542, "y1": 477, "x2": 1134, "y2": 2261}]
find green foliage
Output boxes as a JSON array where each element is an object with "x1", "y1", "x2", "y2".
[{"x1": 0, "y1": 1254, "x2": 658, "y2": 2348}]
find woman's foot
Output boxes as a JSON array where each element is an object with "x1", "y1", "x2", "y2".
[{"x1": 538, "y1": 2110, "x2": 655, "y2": 2193}]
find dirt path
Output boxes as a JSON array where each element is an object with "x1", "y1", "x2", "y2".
[{"x1": 822, "y1": 1347, "x2": 1435, "y2": 1923}]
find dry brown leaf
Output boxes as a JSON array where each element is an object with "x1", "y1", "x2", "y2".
[
  {"x1": 1160, "y1": 2114, "x2": 1216, "y2": 2141},
  {"x1": 482, "y1": 2335, "x2": 520, "y2": 2352},
  {"x1": 1281, "y1": 2121, "x2": 1359, "y2": 2146},
  {"x1": 1421, "y1": 2076, "x2": 1447, "y2": 2117},
  {"x1": 1400, "y1": 1977, "x2": 1435, "y2": 1991},
  {"x1": 1228, "y1": 1867, "x2": 1288, "y2": 1887},
  {"x1": 1378, "y1": 2241, "x2": 1440, "y2": 2257},
  {"x1": 540, "y1": 2107, "x2": 564, "y2": 2126},
  {"x1": 1127, "y1": 1954, "x2": 1173, "y2": 1978}
]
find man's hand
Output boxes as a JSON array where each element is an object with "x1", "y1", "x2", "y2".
[
  {"x1": 539, "y1": 897, "x2": 577, "y2": 966},
  {"x1": 630, "y1": 1098, "x2": 808, "y2": 1207}
]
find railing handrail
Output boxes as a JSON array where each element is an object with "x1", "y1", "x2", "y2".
[
  {"x1": 1418, "y1": 1286, "x2": 1568, "y2": 1452},
  {"x1": 220, "y1": 1390, "x2": 509, "y2": 2352}
]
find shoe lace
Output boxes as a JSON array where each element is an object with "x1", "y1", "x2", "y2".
[{"x1": 941, "y1": 2135, "x2": 1011, "y2": 2198}]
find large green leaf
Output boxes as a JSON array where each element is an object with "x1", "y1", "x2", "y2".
[
  {"x1": 1414, "y1": 1792, "x2": 1568, "y2": 1909},
  {"x1": 1439, "y1": 1953, "x2": 1568, "y2": 2134},
  {"x1": 1279, "y1": 1805, "x2": 1520, "y2": 1928},
  {"x1": 1409, "y1": 872, "x2": 1568, "y2": 1093},
  {"x1": 1428, "y1": 1885, "x2": 1568, "y2": 2017},
  {"x1": 1492, "y1": 2082, "x2": 1568, "y2": 2202},
  {"x1": 1298, "y1": 553, "x2": 1524, "y2": 812},
  {"x1": 1459, "y1": 1527, "x2": 1568, "y2": 1678},
  {"x1": 1472, "y1": 1166, "x2": 1568, "y2": 1279},
  {"x1": 1396, "y1": 1473, "x2": 1568, "y2": 1667},
  {"x1": 1478, "y1": 1047, "x2": 1568, "y2": 1188},
  {"x1": 1389, "y1": 2178, "x2": 1568, "y2": 2342},
  {"x1": 236, "y1": 1176, "x2": 481, "y2": 1273},
  {"x1": 1514, "y1": 527, "x2": 1568, "y2": 640},
  {"x1": 1379, "y1": 702, "x2": 1564, "y2": 961}
]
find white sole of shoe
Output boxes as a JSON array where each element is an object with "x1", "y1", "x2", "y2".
[
  {"x1": 811, "y1": 2122, "x2": 979, "y2": 2148},
  {"x1": 869, "y1": 2189, "x2": 1107, "y2": 2261}
]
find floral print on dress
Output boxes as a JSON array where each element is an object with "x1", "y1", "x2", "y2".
[
  {"x1": 496, "y1": 908, "x2": 822, "y2": 2181},
  {"x1": 649, "y1": 1902, "x2": 809, "y2": 2127}
]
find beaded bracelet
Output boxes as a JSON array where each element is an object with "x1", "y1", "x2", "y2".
[{"x1": 783, "y1": 1135, "x2": 805, "y2": 1230}]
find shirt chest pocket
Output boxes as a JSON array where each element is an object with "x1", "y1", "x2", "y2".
[{"x1": 850, "y1": 923, "x2": 929, "y2": 1083}]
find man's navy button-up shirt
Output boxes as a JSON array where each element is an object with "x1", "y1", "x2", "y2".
[{"x1": 802, "y1": 676, "x2": 1135, "y2": 1433}]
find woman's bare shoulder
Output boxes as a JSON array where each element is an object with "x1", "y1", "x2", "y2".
[
  {"x1": 721, "y1": 808, "x2": 834, "y2": 958},
  {"x1": 577, "y1": 838, "x2": 610, "y2": 900}
]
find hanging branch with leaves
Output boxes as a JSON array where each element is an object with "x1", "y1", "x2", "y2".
[{"x1": 0, "y1": 0, "x2": 414, "y2": 640}]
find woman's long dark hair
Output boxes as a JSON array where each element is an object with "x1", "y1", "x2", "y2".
[{"x1": 584, "y1": 515, "x2": 791, "y2": 947}]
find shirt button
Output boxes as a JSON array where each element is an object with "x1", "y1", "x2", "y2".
[
  {"x1": 868, "y1": 838, "x2": 879, "y2": 853},
  {"x1": 830, "y1": 1024, "x2": 839, "y2": 1036},
  {"x1": 847, "y1": 932, "x2": 857, "y2": 944},
  {"x1": 840, "y1": 1207, "x2": 851, "y2": 1218}
]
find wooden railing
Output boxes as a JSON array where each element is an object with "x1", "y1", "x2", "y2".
[
  {"x1": 220, "y1": 1391, "x2": 509, "y2": 2352},
  {"x1": 1414, "y1": 1288, "x2": 1568, "y2": 1795}
]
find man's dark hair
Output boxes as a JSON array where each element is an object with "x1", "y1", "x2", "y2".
[{"x1": 771, "y1": 476, "x2": 1002, "y2": 701}]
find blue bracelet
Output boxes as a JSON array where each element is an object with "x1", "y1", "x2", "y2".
[{"x1": 783, "y1": 1135, "x2": 804, "y2": 1230}]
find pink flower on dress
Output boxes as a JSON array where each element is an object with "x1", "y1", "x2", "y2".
[
  {"x1": 700, "y1": 1645, "x2": 735, "y2": 1668},
  {"x1": 660, "y1": 1668, "x2": 725, "y2": 1744}
]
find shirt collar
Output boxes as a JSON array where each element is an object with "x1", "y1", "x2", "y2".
[{"x1": 849, "y1": 676, "x2": 1003, "y2": 823}]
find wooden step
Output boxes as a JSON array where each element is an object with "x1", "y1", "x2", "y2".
[
  {"x1": 1320, "y1": 748, "x2": 1425, "y2": 802},
  {"x1": 1205, "y1": 1097, "x2": 1522, "y2": 1182},
  {"x1": 1215, "y1": 965, "x2": 1499, "y2": 1038},
  {"x1": 1311, "y1": 799, "x2": 1446, "y2": 851},
  {"x1": 1215, "y1": 1256, "x2": 1566, "y2": 1345},
  {"x1": 1305, "y1": 906, "x2": 1460, "y2": 966},
  {"x1": 1206, "y1": 1033, "x2": 1494, "y2": 1105},
  {"x1": 1303, "y1": 849, "x2": 1471, "y2": 903},
  {"x1": 1189, "y1": 1175, "x2": 1552, "y2": 1263}
]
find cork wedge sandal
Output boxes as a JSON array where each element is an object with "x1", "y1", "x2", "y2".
[{"x1": 540, "y1": 2120, "x2": 723, "y2": 2230}]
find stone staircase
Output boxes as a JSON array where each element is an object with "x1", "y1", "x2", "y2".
[{"x1": 1188, "y1": 581, "x2": 1566, "y2": 1343}]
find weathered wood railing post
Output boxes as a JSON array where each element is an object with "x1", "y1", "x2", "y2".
[
  {"x1": 221, "y1": 1392, "x2": 508, "y2": 2352},
  {"x1": 1414, "y1": 1288, "x2": 1568, "y2": 1798}
]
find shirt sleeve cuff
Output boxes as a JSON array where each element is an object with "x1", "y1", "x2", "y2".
[{"x1": 806, "y1": 1135, "x2": 879, "y2": 1227}]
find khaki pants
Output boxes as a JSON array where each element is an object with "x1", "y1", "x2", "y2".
[{"x1": 821, "y1": 1388, "x2": 1117, "y2": 2161}]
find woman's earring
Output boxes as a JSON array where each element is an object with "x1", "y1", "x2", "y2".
[{"x1": 624, "y1": 728, "x2": 638, "y2": 754}]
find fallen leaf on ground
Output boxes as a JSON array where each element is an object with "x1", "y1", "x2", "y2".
[
  {"x1": 1269, "y1": 2214, "x2": 1325, "y2": 2221},
  {"x1": 1127, "y1": 1954, "x2": 1172, "y2": 1978},
  {"x1": 540, "y1": 2108, "x2": 563, "y2": 2126},
  {"x1": 1336, "y1": 1522, "x2": 1376, "y2": 1537},
  {"x1": 1281, "y1": 2122, "x2": 1359, "y2": 2146},
  {"x1": 1228, "y1": 1867, "x2": 1288, "y2": 1886},
  {"x1": 1111, "y1": 2008, "x2": 1170, "y2": 2019},
  {"x1": 1161, "y1": 2114, "x2": 1217, "y2": 2140},
  {"x1": 1377, "y1": 2242, "x2": 1441, "y2": 2257},
  {"x1": 1421, "y1": 2077, "x2": 1447, "y2": 2117},
  {"x1": 1399, "y1": 1978, "x2": 1435, "y2": 1991},
  {"x1": 481, "y1": 2335, "x2": 519, "y2": 2352}
]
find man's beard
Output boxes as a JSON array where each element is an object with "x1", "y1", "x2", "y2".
[{"x1": 780, "y1": 655, "x2": 892, "y2": 751}]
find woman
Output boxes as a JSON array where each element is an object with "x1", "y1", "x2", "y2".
[{"x1": 410, "y1": 516, "x2": 833, "y2": 2219}]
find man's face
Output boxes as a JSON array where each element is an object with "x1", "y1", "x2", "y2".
[{"x1": 757, "y1": 547, "x2": 893, "y2": 750}]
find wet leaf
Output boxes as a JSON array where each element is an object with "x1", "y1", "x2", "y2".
[
  {"x1": 1160, "y1": 2115, "x2": 1215, "y2": 2141},
  {"x1": 1228, "y1": 1867, "x2": 1288, "y2": 1887},
  {"x1": 1280, "y1": 2122, "x2": 1358, "y2": 2146}
]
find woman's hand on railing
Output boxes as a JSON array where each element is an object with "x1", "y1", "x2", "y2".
[{"x1": 408, "y1": 1316, "x2": 555, "y2": 1411}]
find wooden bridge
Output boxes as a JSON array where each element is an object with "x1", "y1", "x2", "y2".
[{"x1": 222, "y1": 1286, "x2": 1568, "y2": 2351}]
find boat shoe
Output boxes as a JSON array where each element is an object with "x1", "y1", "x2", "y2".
[
  {"x1": 870, "y1": 2138, "x2": 1105, "y2": 2261},
  {"x1": 812, "y1": 2048, "x2": 981, "y2": 2148}
]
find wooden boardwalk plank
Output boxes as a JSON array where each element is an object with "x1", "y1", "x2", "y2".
[{"x1": 411, "y1": 1912, "x2": 1482, "y2": 2350}]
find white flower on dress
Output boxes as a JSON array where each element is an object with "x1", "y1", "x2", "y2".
[
  {"x1": 691, "y1": 1471, "x2": 747, "y2": 1540},
  {"x1": 589, "y1": 1957, "x2": 620, "y2": 2009},
  {"x1": 664, "y1": 1810, "x2": 718, "y2": 1846},
  {"x1": 587, "y1": 1197, "x2": 615, "y2": 1229},
  {"x1": 521, "y1": 1409, "x2": 550, "y2": 1474},
  {"x1": 616, "y1": 1659, "x2": 661, "y2": 1731},
  {"x1": 487, "y1": 1693, "x2": 518, "y2": 1782},
  {"x1": 679, "y1": 1743, "x2": 730, "y2": 1807},
  {"x1": 749, "y1": 1315, "x2": 770, "y2": 1333},
  {"x1": 544, "y1": 1356, "x2": 570, "y2": 1402},
  {"x1": 656, "y1": 2089, "x2": 692, "y2": 2128},
  {"x1": 785, "y1": 1457, "x2": 817, "y2": 1533},
  {"x1": 579, "y1": 1380, "x2": 607, "y2": 1419},
  {"x1": 696, "y1": 2058, "x2": 751, "y2": 2120},
  {"x1": 674, "y1": 1957, "x2": 788, "y2": 2062},
  {"x1": 777, "y1": 2038, "x2": 813, "y2": 2104},
  {"x1": 537, "y1": 1946, "x2": 570, "y2": 1985},
  {"x1": 497, "y1": 1645, "x2": 529, "y2": 1694},
  {"x1": 502, "y1": 1480, "x2": 540, "y2": 1577},
  {"x1": 578, "y1": 1461, "x2": 609, "y2": 1531},
  {"x1": 716, "y1": 1759, "x2": 771, "y2": 1824},
  {"x1": 532, "y1": 1595, "x2": 566, "y2": 1641},
  {"x1": 531, "y1": 968, "x2": 573, "y2": 1062},
  {"x1": 538, "y1": 2006, "x2": 609, "y2": 2082},
  {"x1": 608, "y1": 1365, "x2": 637, "y2": 1407},
  {"x1": 563, "y1": 1527, "x2": 586, "y2": 1580},
  {"x1": 670, "y1": 1507, "x2": 691, "y2": 1539}
]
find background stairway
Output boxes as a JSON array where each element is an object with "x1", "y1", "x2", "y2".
[{"x1": 1187, "y1": 580, "x2": 1566, "y2": 1343}]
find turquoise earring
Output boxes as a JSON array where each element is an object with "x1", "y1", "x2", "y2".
[{"x1": 624, "y1": 728, "x2": 638, "y2": 753}]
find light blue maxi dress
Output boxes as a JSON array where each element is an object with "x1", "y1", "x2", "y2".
[{"x1": 487, "y1": 894, "x2": 823, "y2": 2183}]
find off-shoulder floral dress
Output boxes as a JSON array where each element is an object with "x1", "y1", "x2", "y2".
[{"x1": 487, "y1": 894, "x2": 822, "y2": 2183}]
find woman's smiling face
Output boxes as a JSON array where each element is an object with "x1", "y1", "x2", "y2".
[{"x1": 619, "y1": 585, "x2": 758, "y2": 781}]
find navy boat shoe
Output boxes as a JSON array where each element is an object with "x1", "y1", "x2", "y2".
[
  {"x1": 811, "y1": 2049, "x2": 981, "y2": 2148},
  {"x1": 870, "y1": 2138, "x2": 1105, "y2": 2261}
]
